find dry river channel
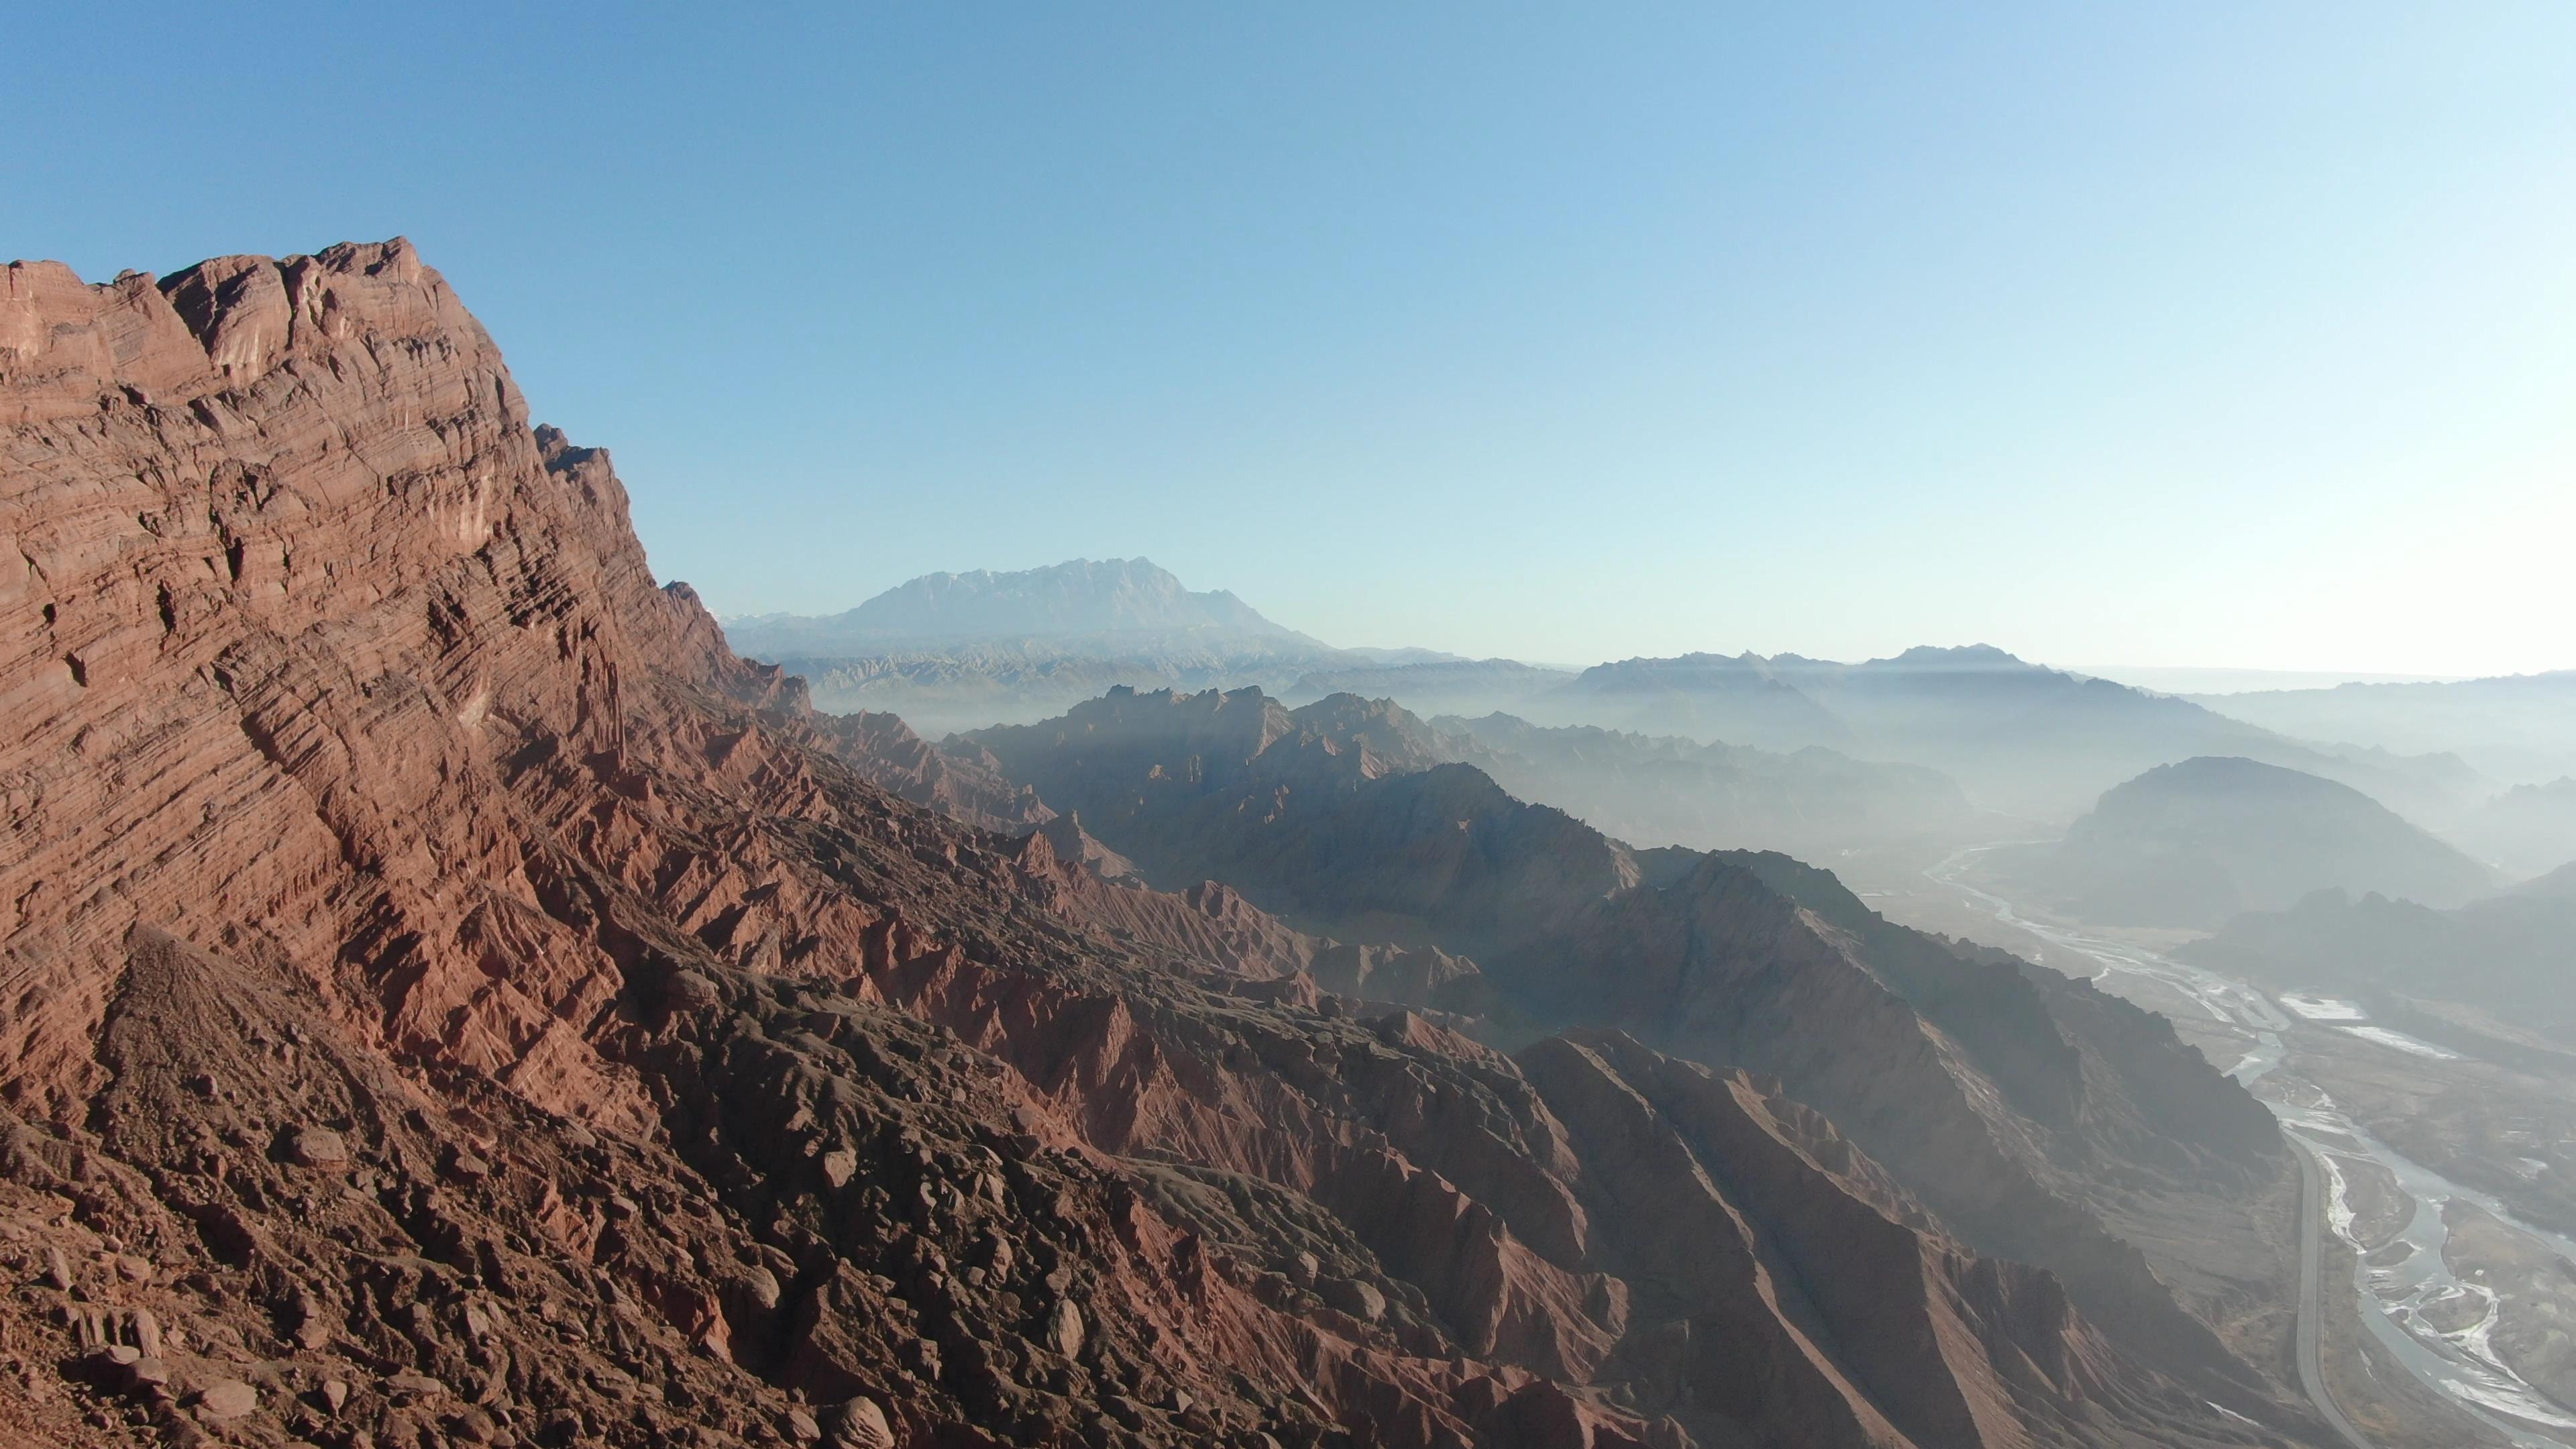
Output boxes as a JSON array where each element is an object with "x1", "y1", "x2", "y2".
[{"x1": 1932, "y1": 848, "x2": 2576, "y2": 1449}]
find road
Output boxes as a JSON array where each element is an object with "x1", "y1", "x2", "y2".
[
  {"x1": 2292, "y1": 1134, "x2": 2379, "y2": 1449},
  {"x1": 1927, "y1": 849, "x2": 2381, "y2": 1447}
]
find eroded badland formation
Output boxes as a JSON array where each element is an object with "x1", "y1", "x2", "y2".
[{"x1": 0, "y1": 242, "x2": 2339, "y2": 1447}]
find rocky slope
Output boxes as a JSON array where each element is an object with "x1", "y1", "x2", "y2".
[
  {"x1": 0, "y1": 241, "x2": 2337, "y2": 1449},
  {"x1": 1994, "y1": 757, "x2": 2497, "y2": 929},
  {"x1": 964, "y1": 691, "x2": 2322, "y2": 1424}
]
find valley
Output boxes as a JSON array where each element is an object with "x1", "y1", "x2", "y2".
[{"x1": 1885, "y1": 851, "x2": 2576, "y2": 1448}]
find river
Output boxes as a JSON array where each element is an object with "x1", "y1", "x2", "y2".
[{"x1": 1930, "y1": 849, "x2": 2576, "y2": 1448}]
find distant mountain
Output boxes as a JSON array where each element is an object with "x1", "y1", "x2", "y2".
[
  {"x1": 740, "y1": 566, "x2": 2494, "y2": 833},
  {"x1": 2450, "y1": 777, "x2": 2576, "y2": 879},
  {"x1": 727, "y1": 559, "x2": 1360, "y2": 735},
  {"x1": 727, "y1": 556, "x2": 1327, "y2": 652},
  {"x1": 1336, "y1": 645, "x2": 1471, "y2": 665},
  {"x1": 2190, "y1": 669, "x2": 2576, "y2": 785},
  {"x1": 1994, "y1": 756, "x2": 2498, "y2": 929},
  {"x1": 1432, "y1": 712, "x2": 1992, "y2": 862},
  {"x1": 2070, "y1": 664, "x2": 2461, "y2": 696},
  {"x1": 1533, "y1": 651, "x2": 1855, "y2": 753},
  {"x1": 1283, "y1": 657, "x2": 1577, "y2": 718},
  {"x1": 757, "y1": 638, "x2": 1334, "y2": 741},
  {"x1": 1539, "y1": 645, "x2": 2479, "y2": 823},
  {"x1": 2181, "y1": 868, "x2": 2576, "y2": 1044}
]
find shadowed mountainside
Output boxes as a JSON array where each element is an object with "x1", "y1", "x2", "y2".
[
  {"x1": 965, "y1": 688, "x2": 2325, "y2": 1433},
  {"x1": 2181, "y1": 863, "x2": 2576, "y2": 1046},
  {"x1": 1988, "y1": 757, "x2": 2498, "y2": 930}
]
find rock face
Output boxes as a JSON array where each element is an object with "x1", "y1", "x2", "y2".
[{"x1": 0, "y1": 242, "x2": 2332, "y2": 1449}]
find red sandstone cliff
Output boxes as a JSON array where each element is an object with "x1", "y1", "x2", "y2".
[{"x1": 0, "y1": 244, "x2": 2326, "y2": 1449}]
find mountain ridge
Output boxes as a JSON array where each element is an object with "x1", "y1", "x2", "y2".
[
  {"x1": 2190, "y1": 669, "x2": 2576, "y2": 786},
  {"x1": 960, "y1": 686, "x2": 2320, "y2": 1429},
  {"x1": 739, "y1": 555, "x2": 2483, "y2": 837}
]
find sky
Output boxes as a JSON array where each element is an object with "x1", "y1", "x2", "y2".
[{"x1": 9, "y1": 5, "x2": 2573, "y2": 676}]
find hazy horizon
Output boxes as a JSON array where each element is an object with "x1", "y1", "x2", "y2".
[
  {"x1": 715, "y1": 553, "x2": 2542, "y2": 687},
  {"x1": 13, "y1": 4, "x2": 2572, "y2": 677}
]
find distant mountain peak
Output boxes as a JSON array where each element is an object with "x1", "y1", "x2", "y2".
[
  {"x1": 727, "y1": 556, "x2": 1328, "y2": 655},
  {"x1": 845, "y1": 555, "x2": 1289, "y2": 637},
  {"x1": 1877, "y1": 643, "x2": 2031, "y2": 669}
]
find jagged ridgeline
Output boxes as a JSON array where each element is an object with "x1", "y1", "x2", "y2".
[{"x1": 0, "y1": 244, "x2": 2336, "y2": 1447}]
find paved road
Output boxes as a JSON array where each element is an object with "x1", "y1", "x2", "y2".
[{"x1": 2292, "y1": 1135, "x2": 2379, "y2": 1449}]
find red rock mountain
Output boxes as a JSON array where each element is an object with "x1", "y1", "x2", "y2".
[{"x1": 0, "y1": 243, "x2": 2327, "y2": 1448}]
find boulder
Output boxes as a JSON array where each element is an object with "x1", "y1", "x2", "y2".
[
  {"x1": 1043, "y1": 1297, "x2": 1085, "y2": 1358},
  {"x1": 288, "y1": 1126, "x2": 348, "y2": 1166},
  {"x1": 1320, "y1": 1277, "x2": 1386, "y2": 1324},
  {"x1": 195, "y1": 1379, "x2": 257, "y2": 1421},
  {"x1": 822, "y1": 1148, "x2": 859, "y2": 1189},
  {"x1": 827, "y1": 1395, "x2": 896, "y2": 1448}
]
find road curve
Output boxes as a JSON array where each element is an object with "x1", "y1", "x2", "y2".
[{"x1": 2292, "y1": 1134, "x2": 2378, "y2": 1449}]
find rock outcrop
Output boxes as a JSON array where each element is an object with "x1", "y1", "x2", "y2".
[{"x1": 0, "y1": 243, "x2": 2332, "y2": 1448}]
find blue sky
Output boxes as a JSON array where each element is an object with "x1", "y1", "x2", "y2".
[{"x1": 10, "y1": 5, "x2": 2572, "y2": 675}]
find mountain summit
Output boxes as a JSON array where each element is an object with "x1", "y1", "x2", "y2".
[
  {"x1": 2003, "y1": 756, "x2": 2498, "y2": 928},
  {"x1": 729, "y1": 557, "x2": 1322, "y2": 653},
  {"x1": 722, "y1": 559, "x2": 1350, "y2": 736}
]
